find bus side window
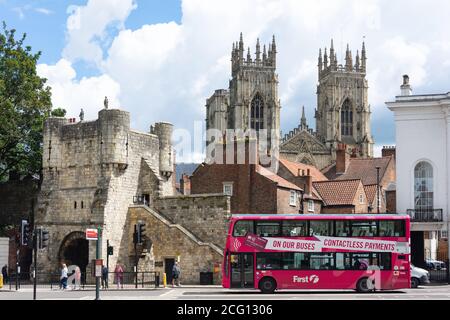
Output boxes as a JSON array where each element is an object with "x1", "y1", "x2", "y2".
[
  {"x1": 256, "y1": 221, "x2": 281, "y2": 237},
  {"x1": 233, "y1": 220, "x2": 254, "y2": 237}
]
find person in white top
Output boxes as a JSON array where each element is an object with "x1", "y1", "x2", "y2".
[{"x1": 60, "y1": 263, "x2": 68, "y2": 290}]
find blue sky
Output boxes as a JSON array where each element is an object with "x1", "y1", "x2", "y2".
[
  {"x1": 1, "y1": 0, "x2": 182, "y2": 74},
  {"x1": 3, "y1": 0, "x2": 450, "y2": 162}
]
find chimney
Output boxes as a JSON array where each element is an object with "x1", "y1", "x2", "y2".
[
  {"x1": 400, "y1": 75, "x2": 412, "y2": 96},
  {"x1": 336, "y1": 143, "x2": 350, "y2": 174},
  {"x1": 293, "y1": 168, "x2": 312, "y2": 196},
  {"x1": 382, "y1": 146, "x2": 396, "y2": 160},
  {"x1": 234, "y1": 136, "x2": 258, "y2": 165},
  {"x1": 180, "y1": 174, "x2": 191, "y2": 195},
  {"x1": 305, "y1": 169, "x2": 312, "y2": 196}
]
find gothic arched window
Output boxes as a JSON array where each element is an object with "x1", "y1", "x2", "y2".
[
  {"x1": 251, "y1": 94, "x2": 264, "y2": 132},
  {"x1": 414, "y1": 161, "x2": 433, "y2": 214},
  {"x1": 341, "y1": 99, "x2": 353, "y2": 136}
]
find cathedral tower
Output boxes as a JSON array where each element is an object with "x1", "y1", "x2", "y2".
[
  {"x1": 316, "y1": 40, "x2": 374, "y2": 158},
  {"x1": 207, "y1": 33, "x2": 281, "y2": 157}
]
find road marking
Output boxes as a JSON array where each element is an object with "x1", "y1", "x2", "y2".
[{"x1": 159, "y1": 290, "x2": 175, "y2": 297}]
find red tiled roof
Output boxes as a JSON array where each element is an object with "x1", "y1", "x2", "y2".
[
  {"x1": 257, "y1": 166, "x2": 303, "y2": 191},
  {"x1": 363, "y1": 184, "x2": 378, "y2": 205},
  {"x1": 279, "y1": 158, "x2": 328, "y2": 182},
  {"x1": 323, "y1": 157, "x2": 393, "y2": 185},
  {"x1": 312, "y1": 179, "x2": 362, "y2": 206},
  {"x1": 304, "y1": 186, "x2": 323, "y2": 201}
]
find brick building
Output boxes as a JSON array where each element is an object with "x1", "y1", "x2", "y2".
[
  {"x1": 321, "y1": 144, "x2": 395, "y2": 213},
  {"x1": 277, "y1": 158, "x2": 327, "y2": 214},
  {"x1": 313, "y1": 179, "x2": 370, "y2": 214},
  {"x1": 190, "y1": 139, "x2": 303, "y2": 214}
]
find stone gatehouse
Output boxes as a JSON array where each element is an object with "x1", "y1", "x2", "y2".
[{"x1": 35, "y1": 107, "x2": 230, "y2": 284}]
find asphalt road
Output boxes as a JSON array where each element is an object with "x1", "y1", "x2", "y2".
[{"x1": 1, "y1": 285, "x2": 450, "y2": 300}]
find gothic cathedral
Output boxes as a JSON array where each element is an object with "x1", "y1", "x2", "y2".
[
  {"x1": 280, "y1": 40, "x2": 374, "y2": 169},
  {"x1": 206, "y1": 34, "x2": 374, "y2": 170}
]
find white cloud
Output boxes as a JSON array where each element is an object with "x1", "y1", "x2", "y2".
[
  {"x1": 41, "y1": 0, "x2": 450, "y2": 161},
  {"x1": 63, "y1": 0, "x2": 137, "y2": 66},
  {"x1": 35, "y1": 8, "x2": 53, "y2": 15},
  {"x1": 37, "y1": 59, "x2": 121, "y2": 121}
]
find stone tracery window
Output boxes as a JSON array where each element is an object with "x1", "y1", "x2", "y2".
[
  {"x1": 341, "y1": 99, "x2": 353, "y2": 136},
  {"x1": 251, "y1": 93, "x2": 264, "y2": 132}
]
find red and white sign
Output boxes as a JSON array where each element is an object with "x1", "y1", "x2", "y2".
[
  {"x1": 85, "y1": 229, "x2": 98, "y2": 240},
  {"x1": 244, "y1": 233, "x2": 268, "y2": 250},
  {"x1": 95, "y1": 259, "x2": 103, "y2": 277},
  {"x1": 244, "y1": 234, "x2": 409, "y2": 254},
  {"x1": 265, "y1": 238, "x2": 319, "y2": 252}
]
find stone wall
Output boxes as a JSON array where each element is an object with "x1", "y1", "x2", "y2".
[
  {"x1": 153, "y1": 194, "x2": 231, "y2": 248},
  {"x1": 128, "y1": 206, "x2": 223, "y2": 284}
]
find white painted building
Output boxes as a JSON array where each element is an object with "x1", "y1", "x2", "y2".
[{"x1": 386, "y1": 75, "x2": 450, "y2": 266}]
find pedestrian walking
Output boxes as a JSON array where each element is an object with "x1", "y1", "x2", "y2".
[
  {"x1": 60, "y1": 263, "x2": 68, "y2": 290},
  {"x1": 73, "y1": 266, "x2": 81, "y2": 290},
  {"x1": 2, "y1": 264, "x2": 8, "y2": 284},
  {"x1": 114, "y1": 264, "x2": 124, "y2": 289},
  {"x1": 172, "y1": 261, "x2": 181, "y2": 287},
  {"x1": 102, "y1": 265, "x2": 108, "y2": 289}
]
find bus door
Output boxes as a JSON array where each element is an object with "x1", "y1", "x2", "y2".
[{"x1": 230, "y1": 253, "x2": 254, "y2": 288}]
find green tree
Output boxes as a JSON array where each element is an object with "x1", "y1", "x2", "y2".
[
  {"x1": 51, "y1": 107, "x2": 66, "y2": 117},
  {"x1": 0, "y1": 22, "x2": 52, "y2": 181}
]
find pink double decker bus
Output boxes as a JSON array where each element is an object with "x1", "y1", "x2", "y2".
[{"x1": 222, "y1": 214, "x2": 411, "y2": 293}]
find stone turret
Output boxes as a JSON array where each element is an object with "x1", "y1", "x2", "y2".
[
  {"x1": 154, "y1": 122, "x2": 174, "y2": 178},
  {"x1": 98, "y1": 109, "x2": 130, "y2": 168},
  {"x1": 42, "y1": 117, "x2": 69, "y2": 170}
]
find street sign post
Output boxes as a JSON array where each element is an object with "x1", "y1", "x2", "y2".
[
  {"x1": 95, "y1": 259, "x2": 103, "y2": 277},
  {"x1": 95, "y1": 226, "x2": 101, "y2": 300},
  {"x1": 86, "y1": 227, "x2": 101, "y2": 300}
]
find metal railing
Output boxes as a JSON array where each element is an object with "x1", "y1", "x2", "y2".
[
  {"x1": 406, "y1": 209, "x2": 443, "y2": 222},
  {"x1": 5, "y1": 271, "x2": 160, "y2": 290},
  {"x1": 133, "y1": 196, "x2": 150, "y2": 206}
]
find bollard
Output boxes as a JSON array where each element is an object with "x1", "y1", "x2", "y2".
[
  {"x1": 0, "y1": 274, "x2": 3, "y2": 289},
  {"x1": 163, "y1": 272, "x2": 167, "y2": 288}
]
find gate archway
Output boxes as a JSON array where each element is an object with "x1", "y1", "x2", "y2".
[{"x1": 58, "y1": 231, "x2": 89, "y2": 274}]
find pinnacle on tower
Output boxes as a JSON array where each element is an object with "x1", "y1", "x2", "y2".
[
  {"x1": 300, "y1": 106, "x2": 307, "y2": 130},
  {"x1": 318, "y1": 48, "x2": 323, "y2": 70},
  {"x1": 256, "y1": 38, "x2": 261, "y2": 62},
  {"x1": 271, "y1": 35, "x2": 277, "y2": 67},
  {"x1": 239, "y1": 32, "x2": 244, "y2": 62},
  {"x1": 361, "y1": 41, "x2": 367, "y2": 72},
  {"x1": 263, "y1": 44, "x2": 267, "y2": 63},
  {"x1": 324, "y1": 47, "x2": 328, "y2": 68},
  {"x1": 345, "y1": 44, "x2": 353, "y2": 71},
  {"x1": 330, "y1": 39, "x2": 335, "y2": 66},
  {"x1": 355, "y1": 50, "x2": 360, "y2": 71},
  {"x1": 247, "y1": 47, "x2": 252, "y2": 62}
]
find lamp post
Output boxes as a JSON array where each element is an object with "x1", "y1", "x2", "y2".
[{"x1": 376, "y1": 166, "x2": 381, "y2": 214}]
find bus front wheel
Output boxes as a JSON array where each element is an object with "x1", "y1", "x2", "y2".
[
  {"x1": 356, "y1": 277, "x2": 374, "y2": 293},
  {"x1": 259, "y1": 277, "x2": 277, "y2": 294}
]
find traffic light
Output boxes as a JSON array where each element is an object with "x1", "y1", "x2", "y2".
[
  {"x1": 137, "y1": 223, "x2": 146, "y2": 244},
  {"x1": 39, "y1": 228, "x2": 49, "y2": 249},
  {"x1": 21, "y1": 220, "x2": 31, "y2": 246},
  {"x1": 107, "y1": 245, "x2": 114, "y2": 256}
]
